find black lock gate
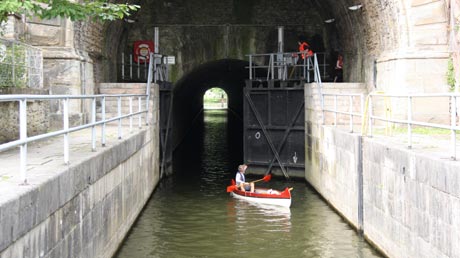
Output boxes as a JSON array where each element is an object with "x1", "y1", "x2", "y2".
[{"x1": 243, "y1": 80, "x2": 305, "y2": 178}]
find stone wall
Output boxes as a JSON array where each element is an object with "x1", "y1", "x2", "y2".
[
  {"x1": 0, "y1": 87, "x2": 160, "y2": 258},
  {"x1": 305, "y1": 84, "x2": 460, "y2": 258},
  {"x1": 0, "y1": 88, "x2": 50, "y2": 144},
  {"x1": 363, "y1": 138, "x2": 460, "y2": 258}
]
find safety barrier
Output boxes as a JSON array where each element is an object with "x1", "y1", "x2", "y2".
[
  {"x1": 247, "y1": 52, "x2": 329, "y2": 82},
  {"x1": 0, "y1": 94, "x2": 149, "y2": 185},
  {"x1": 322, "y1": 92, "x2": 460, "y2": 160}
]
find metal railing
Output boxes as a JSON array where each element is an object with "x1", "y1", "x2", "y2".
[
  {"x1": 0, "y1": 38, "x2": 43, "y2": 88},
  {"x1": 247, "y1": 51, "x2": 329, "y2": 82},
  {"x1": 322, "y1": 93, "x2": 365, "y2": 133},
  {"x1": 0, "y1": 94, "x2": 149, "y2": 184},
  {"x1": 321, "y1": 92, "x2": 460, "y2": 160},
  {"x1": 121, "y1": 52, "x2": 170, "y2": 83}
]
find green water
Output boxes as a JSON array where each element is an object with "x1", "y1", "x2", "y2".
[{"x1": 114, "y1": 110, "x2": 382, "y2": 258}]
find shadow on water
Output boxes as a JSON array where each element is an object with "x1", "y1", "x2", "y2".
[{"x1": 114, "y1": 109, "x2": 383, "y2": 258}]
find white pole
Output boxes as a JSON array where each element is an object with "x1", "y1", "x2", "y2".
[
  {"x1": 19, "y1": 99, "x2": 28, "y2": 184},
  {"x1": 63, "y1": 98, "x2": 70, "y2": 164}
]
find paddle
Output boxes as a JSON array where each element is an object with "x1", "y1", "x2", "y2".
[
  {"x1": 249, "y1": 173, "x2": 272, "y2": 184},
  {"x1": 226, "y1": 174, "x2": 272, "y2": 192}
]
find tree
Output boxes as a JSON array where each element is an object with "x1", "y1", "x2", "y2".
[{"x1": 0, "y1": 0, "x2": 140, "y2": 24}]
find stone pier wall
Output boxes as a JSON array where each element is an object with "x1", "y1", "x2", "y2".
[
  {"x1": 305, "y1": 85, "x2": 460, "y2": 258},
  {"x1": 0, "y1": 87, "x2": 160, "y2": 258}
]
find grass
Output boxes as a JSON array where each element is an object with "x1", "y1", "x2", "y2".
[{"x1": 373, "y1": 125, "x2": 460, "y2": 136}]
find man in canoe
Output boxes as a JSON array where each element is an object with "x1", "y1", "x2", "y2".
[{"x1": 235, "y1": 164, "x2": 254, "y2": 192}]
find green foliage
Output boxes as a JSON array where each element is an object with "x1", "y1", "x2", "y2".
[
  {"x1": 203, "y1": 87, "x2": 227, "y2": 102},
  {"x1": 447, "y1": 57, "x2": 456, "y2": 91},
  {"x1": 0, "y1": 0, "x2": 140, "y2": 23}
]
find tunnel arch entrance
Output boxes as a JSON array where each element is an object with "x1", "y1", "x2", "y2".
[{"x1": 172, "y1": 59, "x2": 248, "y2": 150}]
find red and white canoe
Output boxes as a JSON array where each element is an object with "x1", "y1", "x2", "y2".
[{"x1": 228, "y1": 182, "x2": 292, "y2": 208}]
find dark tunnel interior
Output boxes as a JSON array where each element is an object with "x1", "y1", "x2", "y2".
[{"x1": 172, "y1": 59, "x2": 249, "y2": 150}]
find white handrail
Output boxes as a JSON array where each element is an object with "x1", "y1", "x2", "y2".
[
  {"x1": 321, "y1": 92, "x2": 460, "y2": 160},
  {"x1": 0, "y1": 93, "x2": 149, "y2": 184}
]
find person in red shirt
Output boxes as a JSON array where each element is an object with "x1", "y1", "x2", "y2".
[
  {"x1": 298, "y1": 41, "x2": 313, "y2": 59},
  {"x1": 334, "y1": 54, "x2": 343, "y2": 82}
]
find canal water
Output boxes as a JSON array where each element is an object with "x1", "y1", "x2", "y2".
[{"x1": 114, "y1": 109, "x2": 382, "y2": 258}]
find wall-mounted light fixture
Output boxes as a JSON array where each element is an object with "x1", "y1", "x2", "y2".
[
  {"x1": 348, "y1": 4, "x2": 363, "y2": 11},
  {"x1": 123, "y1": 17, "x2": 138, "y2": 23},
  {"x1": 324, "y1": 18, "x2": 335, "y2": 23}
]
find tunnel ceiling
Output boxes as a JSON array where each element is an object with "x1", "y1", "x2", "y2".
[{"x1": 104, "y1": 0, "x2": 406, "y2": 85}]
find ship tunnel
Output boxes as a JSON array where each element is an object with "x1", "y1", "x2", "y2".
[
  {"x1": 172, "y1": 59, "x2": 249, "y2": 149},
  {"x1": 94, "y1": 0, "x2": 448, "y2": 173}
]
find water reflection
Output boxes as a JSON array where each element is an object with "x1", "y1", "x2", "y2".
[{"x1": 114, "y1": 109, "x2": 382, "y2": 258}]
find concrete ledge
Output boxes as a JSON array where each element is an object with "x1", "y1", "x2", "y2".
[{"x1": 0, "y1": 126, "x2": 160, "y2": 258}]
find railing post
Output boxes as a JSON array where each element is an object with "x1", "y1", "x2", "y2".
[
  {"x1": 249, "y1": 55, "x2": 253, "y2": 80},
  {"x1": 451, "y1": 95, "x2": 457, "y2": 160},
  {"x1": 408, "y1": 96, "x2": 412, "y2": 149},
  {"x1": 303, "y1": 53, "x2": 306, "y2": 79},
  {"x1": 313, "y1": 55, "x2": 318, "y2": 82},
  {"x1": 368, "y1": 95, "x2": 373, "y2": 137},
  {"x1": 63, "y1": 98, "x2": 70, "y2": 165},
  {"x1": 118, "y1": 96, "x2": 122, "y2": 139},
  {"x1": 271, "y1": 54, "x2": 275, "y2": 80},
  {"x1": 361, "y1": 94, "x2": 364, "y2": 133},
  {"x1": 101, "y1": 96, "x2": 106, "y2": 147},
  {"x1": 138, "y1": 96, "x2": 142, "y2": 128},
  {"x1": 121, "y1": 53, "x2": 125, "y2": 80},
  {"x1": 91, "y1": 97, "x2": 96, "y2": 151},
  {"x1": 129, "y1": 54, "x2": 133, "y2": 80},
  {"x1": 19, "y1": 99, "x2": 28, "y2": 184},
  {"x1": 137, "y1": 58, "x2": 140, "y2": 79},
  {"x1": 129, "y1": 97, "x2": 133, "y2": 133},
  {"x1": 307, "y1": 56, "x2": 310, "y2": 82},
  {"x1": 350, "y1": 95, "x2": 353, "y2": 132},
  {"x1": 334, "y1": 95, "x2": 337, "y2": 126}
]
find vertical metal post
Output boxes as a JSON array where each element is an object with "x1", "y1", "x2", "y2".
[
  {"x1": 63, "y1": 98, "x2": 70, "y2": 164},
  {"x1": 19, "y1": 99, "x2": 28, "y2": 184},
  {"x1": 303, "y1": 54, "x2": 306, "y2": 79},
  {"x1": 270, "y1": 54, "x2": 275, "y2": 80},
  {"x1": 144, "y1": 59, "x2": 148, "y2": 80},
  {"x1": 137, "y1": 58, "x2": 140, "y2": 79},
  {"x1": 407, "y1": 96, "x2": 412, "y2": 149},
  {"x1": 277, "y1": 26, "x2": 284, "y2": 80},
  {"x1": 129, "y1": 54, "x2": 133, "y2": 80},
  {"x1": 117, "y1": 96, "x2": 122, "y2": 139},
  {"x1": 249, "y1": 55, "x2": 253, "y2": 79},
  {"x1": 334, "y1": 95, "x2": 337, "y2": 126},
  {"x1": 101, "y1": 96, "x2": 106, "y2": 147},
  {"x1": 121, "y1": 53, "x2": 125, "y2": 80},
  {"x1": 91, "y1": 97, "x2": 96, "y2": 151},
  {"x1": 154, "y1": 27, "x2": 159, "y2": 54},
  {"x1": 350, "y1": 95, "x2": 353, "y2": 132},
  {"x1": 451, "y1": 95, "x2": 457, "y2": 160},
  {"x1": 313, "y1": 55, "x2": 318, "y2": 82},
  {"x1": 129, "y1": 97, "x2": 133, "y2": 133},
  {"x1": 307, "y1": 57, "x2": 310, "y2": 82},
  {"x1": 368, "y1": 95, "x2": 373, "y2": 137},
  {"x1": 138, "y1": 96, "x2": 142, "y2": 128}
]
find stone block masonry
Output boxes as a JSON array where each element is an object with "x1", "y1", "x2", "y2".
[
  {"x1": 305, "y1": 84, "x2": 460, "y2": 258},
  {"x1": 0, "y1": 87, "x2": 160, "y2": 258}
]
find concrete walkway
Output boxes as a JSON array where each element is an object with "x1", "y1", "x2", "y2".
[{"x1": 0, "y1": 124, "x2": 148, "y2": 207}]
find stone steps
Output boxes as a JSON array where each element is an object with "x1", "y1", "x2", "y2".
[{"x1": 96, "y1": 83, "x2": 149, "y2": 122}]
